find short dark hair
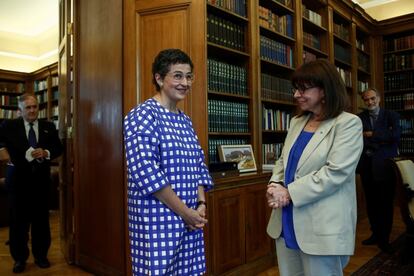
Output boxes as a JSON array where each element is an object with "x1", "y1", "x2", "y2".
[
  {"x1": 18, "y1": 93, "x2": 37, "y2": 110},
  {"x1": 291, "y1": 59, "x2": 349, "y2": 120},
  {"x1": 152, "y1": 49, "x2": 194, "y2": 91}
]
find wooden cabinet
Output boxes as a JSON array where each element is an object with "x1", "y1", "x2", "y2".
[{"x1": 207, "y1": 173, "x2": 275, "y2": 275}]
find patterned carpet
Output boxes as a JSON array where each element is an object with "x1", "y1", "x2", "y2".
[{"x1": 351, "y1": 234, "x2": 414, "y2": 276}]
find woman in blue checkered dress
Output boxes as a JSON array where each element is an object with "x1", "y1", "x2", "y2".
[{"x1": 124, "y1": 49, "x2": 213, "y2": 275}]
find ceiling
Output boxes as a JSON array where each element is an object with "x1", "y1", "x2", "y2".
[
  {"x1": 0, "y1": 0, "x2": 413, "y2": 72},
  {"x1": 0, "y1": 0, "x2": 58, "y2": 73},
  {"x1": 352, "y1": 0, "x2": 414, "y2": 21}
]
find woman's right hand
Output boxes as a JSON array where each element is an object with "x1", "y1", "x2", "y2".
[{"x1": 182, "y1": 208, "x2": 208, "y2": 230}]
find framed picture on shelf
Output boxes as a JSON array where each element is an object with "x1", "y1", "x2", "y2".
[{"x1": 218, "y1": 144, "x2": 257, "y2": 173}]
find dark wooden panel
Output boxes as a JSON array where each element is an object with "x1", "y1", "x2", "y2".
[
  {"x1": 76, "y1": 0, "x2": 125, "y2": 274},
  {"x1": 211, "y1": 187, "x2": 245, "y2": 274},
  {"x1": 245, "y1": 183, "x2": 272, "y2": 262}
]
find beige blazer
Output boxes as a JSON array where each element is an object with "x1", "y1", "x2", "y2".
[{"x1": 267, "y1": 111, "x2": 363, "y2": 255}]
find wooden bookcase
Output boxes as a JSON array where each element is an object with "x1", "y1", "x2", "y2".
[
  {"x1": 203, "y1": 0, "x2": 376, "y2": 274},
  {"x1": 258, "y1": 0, "x2": 296, "y2": 169},
  {"x1": 0, "y1": 70, "x2": 27, "y2": 120},
  {"x1": 31, "y1": 63, "x2": 59, "y2": 127},
  {"x1": 0, "y1": 63, "x2": 59, "y2": 126},
  {"x1": 382, "y1": 31, "x2": 414, "y2": 157},
  {"x1": 207, "y1": 1, "x2": 253, "y2": 164}
]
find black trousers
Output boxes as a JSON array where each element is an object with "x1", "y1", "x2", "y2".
[
  {"x1": 359, "y1": 162, "x2": 396, "y2": 244},
  {"x1": 8, "y1": 189, "x2": 51, "y2": 262}
]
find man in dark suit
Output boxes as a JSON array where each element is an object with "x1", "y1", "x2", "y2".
[
  {"x1": 0, "y1": 94, "x2": 62, "y2": 273},
  {"x1": 357, "y1": 88, "x2": 401, "y2": 254}
]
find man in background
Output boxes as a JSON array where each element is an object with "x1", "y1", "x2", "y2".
[
  {"x1": 357, "y1": 87, "x2": 401, "y2": 254},
  {"x1": 0, "y1": 94, "x2": 62, "y2": 273}
]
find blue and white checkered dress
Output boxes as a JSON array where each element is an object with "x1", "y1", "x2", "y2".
[{"x1": 124, "y1": 98, "x2": 213, "y2": 276}]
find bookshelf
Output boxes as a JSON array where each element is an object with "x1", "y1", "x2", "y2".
[
  {"x1": 31, "y1": 63, "x2": 59, "y2": 128},
  {"x1": 0, "y1": 63, "x2": 59, "y2": 127},
  {"x1": 0, "y1": 70, "x2": 26, "y2": 120},
  {"x1": 383, "y1": 31, "x2": 414, "y2": 157},
  {"x1": 258, "y1": 0, "x2": 296, "y2": 169},
  {"x1": 301, "y1": 0, "x2": 329, "y2": 62},
  {"x1": 206, "y1": 1, "x2": 252, "y2": 164},
  {"x1": 355, "y1": 25, "x2": 372, "y2": 111}
]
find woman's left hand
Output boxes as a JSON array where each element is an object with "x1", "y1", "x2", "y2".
[{"x1": 267, "y1": 183, "x2": 291, "y2": 208}]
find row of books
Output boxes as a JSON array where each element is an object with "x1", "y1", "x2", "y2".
[
  {"x1": 303, "y1": 31, "x2": 321, "y2": 50},
  {"x1": 38, "y1": 109, "x2": 48, "y2": 119},
  {"x1": 336, "y1": 67, "x2": 352, "y2": 87},
  {"x1": 207, "y1": 14, "x2": 245, "y2": 51},
  {"x1": 384, "y1": 93, "x2": 414, "y2": 110},
  {"x1": 261, "y1": 73, "x2": 294, "y2": 103},
  {"x1": 334, "y1": 43, "x2": 351, "y2": 64},
  {"x1": 384, "y1": 72, "x2": 414, "y2": 91},
  {"x1": 399, "y1": 137, "x2": 414, "y2": 155},
  {"x1": 333, "y1": 22, "x2": 350, "y2": 42},
  {"x1": 383, "y1": 53, "x2": 414, "y2": 72},
  {"x1": 356, "y1": 38, "x2": 367, "y2": 52},
  {"x1": 262, "y1": 106, "x2": 291, "y2": 131},
  {"x1": 52, "y1": 76, "x2": 58, "y2": 87},
  {"x1": 34, "y1": 79, "x2": 48, "y2": 92},
  {"x1": 358, "y1": 52, "x2": 370, "y2": 72},
  {"x1": 258, "y1": 6, "x2": 293, "y2": 38},
  {"x1": 263, "y1": 143, "x2": 284, "y2": 165},
  {"x1": 260, "y1": 36, "x2": 293, "y2": 67},
  {"x1": 302, "y1": 6, "x2": 322, "y2": 27},
  {"x1": 52, "y1": 105, "x2": 59, "y2": 117},
  {"x1": 0, "y1": 82, "x2": 25, "y2": 93},
  {"x1": 208, "y1": 100, "x2": 249, "y2": 133},
  {"x1": 0, "y1": 109, "x2": 18, "y2": 119},
  {"x1": 208, "y1": 138, "x2": 248, "y2": 163},
  {"x1": 207, "y1": 59, "x2": 248, "y2": 95},
  {"x1": 0, "y1": 95, "x2": 18, "y2": 106},
  {"x1": 383, "y1": 34, "x2": 414, "y2": 52},
  {"x1": 207, "y1": 0, "x2": 246, "y2": 17},
  {"x1": 357, "y1": 80, "x2": 369, "y2": 93},
  {"x1": 36, "y1": 93, "x2": 48, "y2": 104},
  {"x1": 303, "y1": 50, "x2": 317, "y2": 63},
  {"x1": 400, "y1": 118, "x2": 414, "y2": 134},
  {"x1": 52, "y1": 90, "x2": 59, "y2": 100}
]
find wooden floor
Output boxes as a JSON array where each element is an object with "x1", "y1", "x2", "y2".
[
  {"x1": 0, "y1": 211, "x2": 92, "y2": 276},
  {"x1": 0, "y1": 208, "x2": 406, "y2": 275}
]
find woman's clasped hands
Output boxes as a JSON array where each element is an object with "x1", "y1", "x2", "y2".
[{"x1": 266, "y1": 183, "x2": 291, "y2": 209}]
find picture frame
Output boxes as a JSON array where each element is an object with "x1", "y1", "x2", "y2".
[{"x1": 218, "y1": 144, "x2": 257, "y2": 173}]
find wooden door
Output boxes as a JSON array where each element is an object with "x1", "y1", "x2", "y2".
[
  {"x1": 210, "y1": 187, "x2": 245, "y2": 274},
  {"x1": 58, "y1": 0, "x2": 75, "y2": 263},
  {"x1": 124, "y1": 0, "x2": 208, "y2": 150},
  {"x1": 245, "y1": 183, "x2": 272, "y2": 262},
  {"x1": 75, "y1": 0, "x2": 125, "y2": 274}
]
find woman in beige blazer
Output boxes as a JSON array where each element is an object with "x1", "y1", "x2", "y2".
[{"x1": 266, "y1": 59, "x2": 363, "y2": 276}]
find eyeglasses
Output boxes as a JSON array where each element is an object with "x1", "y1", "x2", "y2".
[
  {"x1": 291, "y1": 86, "x2": 316, "y2": 95},
  {"x1": 167, "y1": 72, "x2": 195, "y2": 83}
]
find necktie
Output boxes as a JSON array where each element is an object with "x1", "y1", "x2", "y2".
[{"x1": 28, "y1": 123, "x2": 37, "y2": 147}]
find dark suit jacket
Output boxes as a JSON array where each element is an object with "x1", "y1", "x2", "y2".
[
  {"x1": 0, "y1": 117, "x2": 63, "y2": 193},
  {"x1": 357, "y1": 108, "x2": 401, "y2": 181}
]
